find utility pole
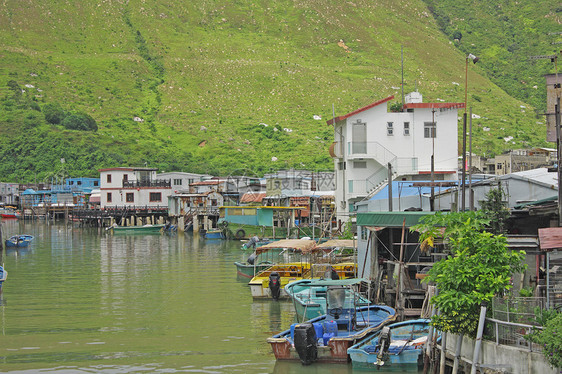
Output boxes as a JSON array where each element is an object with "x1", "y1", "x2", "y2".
[{"x1": 531, "y1": 52, "x2": 561, "y2": 225}]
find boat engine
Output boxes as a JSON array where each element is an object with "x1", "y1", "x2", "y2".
[
  {"x1": 293, "y1": 323, "x2": 318, "y2": 365},
  {"x1": 375, "y1": 326, "x2": 392, "y2": 366},
  {"x1": 269, "y1": 272, "x2": 281, "y2": 300},
  {"x1": 246, "y1": 252, "x2": 257, "y2": 265}
]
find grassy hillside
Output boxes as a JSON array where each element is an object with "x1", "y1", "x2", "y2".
[
  {"x1": 0, "y1": 0, "x2": 554, "y2": 182},
  {"x1": 423, "y1": 0, "x2": 561, "y2": 111}
]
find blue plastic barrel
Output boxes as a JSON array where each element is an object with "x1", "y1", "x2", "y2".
[
  {"x1": 322, "y1": 332, "x2": 335, "y2": 345},
  {"x1": 324, "y1": 320, "x2": 337, "y2": 336},
  {"x1": 290, "y1": 323, "x2": 298, "y2": 340},
  {"x1": 312, "y1": 322, "x2": 323, "y2": 341}
]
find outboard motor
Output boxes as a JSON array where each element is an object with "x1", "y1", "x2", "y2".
[
  {"x1": 269, "y1": 272, "x2": 281, "y2": 300},
  {"x1": 375, "y1": 326, "x2": 392, "y2": 366},
  {"x1": 246, "y1": 252, "x2": 257, "y2": 265},
  {"x1": 293, "y1": 323, "x2": 318, "y2": 365}
]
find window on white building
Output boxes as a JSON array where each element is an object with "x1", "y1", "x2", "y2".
[
  {"x1": 387, "y1": 122, "x2": 393, "y2": 136},
  {"x1": 352, "y1": 120, "x2": 367, "y2": 153},
  {"x1": 173, "y1": 179, "x2": 182, "y2": 185},
  {"x1": 424, "y1": 122, "x2": 436, "y2": 138},
  {"x1": 404, "y1": 122, "x2": 410, "y2": 136},
  {"x1": 126, "y1": 193, "x2": 134, "y2": 202},
  {"x1": 150, "y1": 192, "x2": 162, "y2": 202},
  {"x1": 353, "y1": 161, "x2": 367, "y2": 169},
  {"x1": 107, "y1": 192, "x2": 112, "y2": 203}
]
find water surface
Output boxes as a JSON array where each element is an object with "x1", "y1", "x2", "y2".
[{"x1": 0, "y1": 220, "x2": 418, "y2": 373}]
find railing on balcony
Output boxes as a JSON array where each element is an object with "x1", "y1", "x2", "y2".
[
  {"x1": 347, "y1": 141, "x2": 397, "y2": 166},
  {"x1": 123, "y1": 179, "x2": 171, "y2": 188}
]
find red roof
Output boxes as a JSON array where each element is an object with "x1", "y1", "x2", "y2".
[
  {"x1": 402, "y1": 102, "x2": 465, "y2": 110},
  {"x1": 191, "y1": 180, "x2": 221, "y2": 186},
  {"x1": 326, "y1": 96, "x2": 394, "y2": 125},
  {"x1": 240, "y1": 192, "x2": 266, "y2": 203}
]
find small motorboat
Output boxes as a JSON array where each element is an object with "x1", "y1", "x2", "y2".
[
  {"x1": 285, "y1": 278, "x2": 371, "y2": 321},
  {"x1": 5, "y1": 235, "x2": 34, "y2": 248},
  {"x1": 348, "y1": 319, "x2": 437, "y2": 370},
  {"x1": 267, "y1": 283, "x2": 396, "y2": 364},
  {"x1": 0, "y1": 265, "x2": 7, "y2": 286}
]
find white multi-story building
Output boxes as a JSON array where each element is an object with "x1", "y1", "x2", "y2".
[
  {"x1": 156, "y1": 172, "x2": 211, "y2": 193},
  {"x1": 327, "y1": 92, "x2": 462, "y2": 223},
  {"x1": 99, "y1": 167, "x2": 172, "y2": 208}
]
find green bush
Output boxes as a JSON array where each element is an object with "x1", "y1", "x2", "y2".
[
  {"x1": 530, "y1": 311, "x2": 562, "y2": 369},
  {"x1": 62, "y1": 112, "x2": 98, "y2": 131},
  {"x1": 43, "y1": 102, "x2": 65, "y2": 124}
]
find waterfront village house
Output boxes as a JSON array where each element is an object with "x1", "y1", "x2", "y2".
[
  {"x1": 156, "y1": 172, "x2": 211, "y2": 193},
  {"x1": 326, "y1": 92, "x2": 462, "y2": 224},
  {"x1": 0, "y1": 182, "x2": 19, "y2": 205},
  {"x1": 168, "y1": 190, "x2": 224, "y2": 231},
  {"x1": 99, "y1": 167, "x2": 172, "y2": 210}
]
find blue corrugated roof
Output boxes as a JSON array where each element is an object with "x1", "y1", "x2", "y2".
[{"x1": 369, "y1": 180, "x2": 459, "y2": 200}]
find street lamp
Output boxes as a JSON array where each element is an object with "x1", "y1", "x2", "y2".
[{"x1": 461, "y1": 53, "x2": 479, "y2": 211}]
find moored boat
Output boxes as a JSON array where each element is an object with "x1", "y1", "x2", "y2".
[
  {"x1": 5, "y1": 235, "x2": 34, "y2": 248},
  {"x1": 0, "y1": 265, "x2": 7, "y2": 286},
  {"x1": 285, "y1": 278, "x2": 371, "y2": 321},
  {"x1": 267, "y1": 302, "x2": 396, "y2": 364},
  {"x1": 348, "y1": 318, "x2": 435, "y2": 370},
  {"x1": 204, "y1": 229, "x2": 225, "y2": 239},
  {"x1": 0, "y1": 207, "x2": 20, "y2": 219},
  {"x1": 248, "y1": 239, "x2": 359, "y2": 299},
  {"x1": 109, "y1": 224, "x2": 166, "y2": 234}
]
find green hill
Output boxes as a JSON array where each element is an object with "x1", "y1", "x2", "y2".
[{"x1": 0, "y1": 0, "x2": 557, "y2": 182}]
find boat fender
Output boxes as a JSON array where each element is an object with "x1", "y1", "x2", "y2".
[
  {"x1": 293, "y1": 323, "x2": 318, "y2": 365},
  {"x1": 235, "y1": 229, "x2": 246, "y2": 239},
  {"x1": 269, "y1": 272, "x2": 281, "y2": 300}
]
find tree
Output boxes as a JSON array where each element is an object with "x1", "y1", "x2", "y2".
[
  {"x1": 43, "y1": 103, "x2": 65, "y2": 124},
  {"x1": 480, "y1": 182, "x2": 510, "y2": 235},
  {"x1": 62, "y1": 112, "x2": 98, "y2": 131},
  {"x1": 452, "y1": 30, "x2": 462, "y2": 41},
  {"x1": 412, "y1": 211, "x2": 526, "y2": 337}
]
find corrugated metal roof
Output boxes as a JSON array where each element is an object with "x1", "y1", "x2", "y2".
[
  {"x1": 240, "y1": 192, "x2": 266, "y2": 203},
  {"x1": 539, "y1": 227, "x2": 562, "y2": 251}
]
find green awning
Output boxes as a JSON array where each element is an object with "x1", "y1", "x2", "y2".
[{"x1": 356, "y1": 211, "x2": 436, "y2": 228}]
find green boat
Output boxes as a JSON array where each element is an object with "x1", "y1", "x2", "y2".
[
  {"x1": 285, "y1": 278, "x2": 371, "y2": 322},
  {"x1": 109, "y1": 224, "x2": 166, "y2": 234}
]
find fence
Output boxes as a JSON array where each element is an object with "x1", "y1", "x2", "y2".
[{"x1": 488, "y1": 297, "x2": 546, "y2": 352}]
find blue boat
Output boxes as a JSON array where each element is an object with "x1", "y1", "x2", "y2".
[
  {"x1": 285, "y1": 278, "x2": 371, "y2": 321},
  {"x1": 267, "y1": 285, "x2": 396, "y2": 364},
  {"x1": 0, "y1": 265, "x2": 7, "y2": 286},
  {"x1": 204, "y1": 229, "x2": 225, "y2": 239},
  {"x1": 5, "y1": 235, "x2": 34, "y2": 248},
  {"x1": 348, "y1": 319, "x2": 436, "y2": 370}
]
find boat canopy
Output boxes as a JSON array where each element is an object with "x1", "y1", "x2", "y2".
[
  {"x1": 289, "y1": 278, "x2": 367, "y2": 287},
  {"x1": 316, "y1": 239, "x2": 357, "y2": 249},
  {"x1": 255, "y1": 238, "x2": 317, "y2": 255}
]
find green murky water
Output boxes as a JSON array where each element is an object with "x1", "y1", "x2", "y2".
[{"x1": 0, "y1": 220, "x2": 418, "y2": 373}]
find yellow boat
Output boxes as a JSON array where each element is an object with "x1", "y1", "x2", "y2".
[{"x1": 248, "y1": 239, "x2": 359, "y2": 299}]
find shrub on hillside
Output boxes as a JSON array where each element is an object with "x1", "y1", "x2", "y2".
[
  {"x1": 62, "y1": 112, "x2": 98, "y2": 131},
  {"x1": 43, "y1": 103, "x2": 65, "y2": 124}
]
